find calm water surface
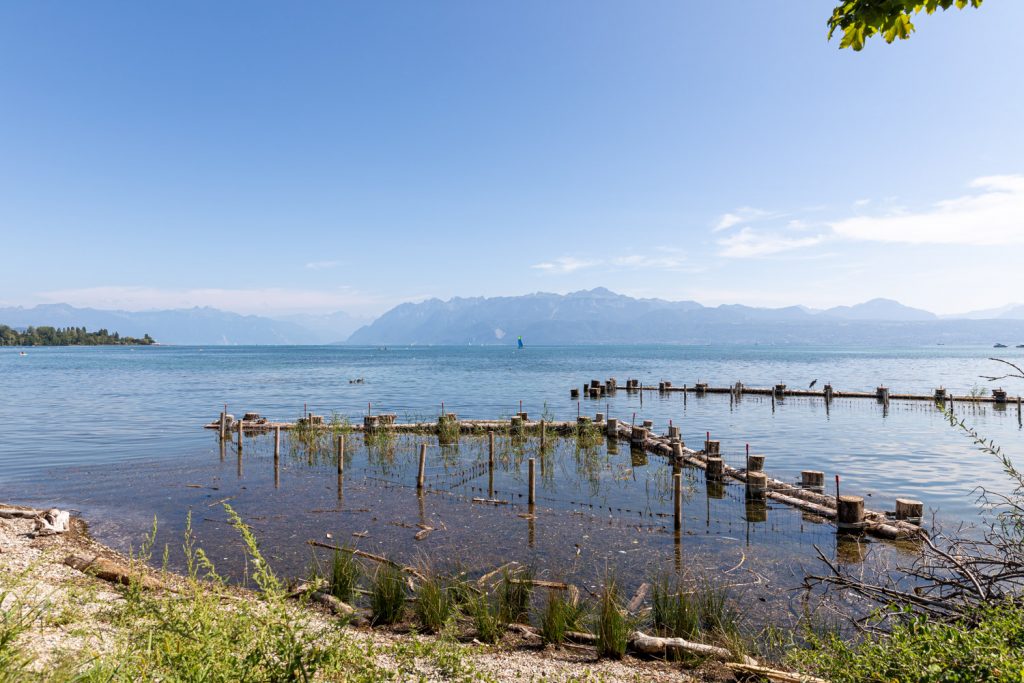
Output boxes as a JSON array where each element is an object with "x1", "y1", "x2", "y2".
[{"x1": 2, "y1": 345, "x2": 1022, "y2": 611}]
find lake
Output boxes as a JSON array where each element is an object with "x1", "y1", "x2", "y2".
[{"x1": 3, "y1": 344, "x2": 1022, "y2": 615}]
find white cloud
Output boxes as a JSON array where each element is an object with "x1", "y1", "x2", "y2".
[
  {"x1": 530, "y1": 256, "x2": 602, "y2": 274},
  {"x1": 831, "y1": 175, "x2": 1024, "y2": 246},
  {"x1": 33, "y1": 285, "x2": 388, "y2": 316},
  {"x1": 717, "y1": 228, "x2": 825, "y2": 258},
  {"x1": 713, "y1": 207, "x2": 772, "y2": 232},
  {"x1": 611, "y1": 248, "x2": 687, "y2": 270},
  {"x1": 304, "y1": 260, "x2": 340, "y2": 270}
]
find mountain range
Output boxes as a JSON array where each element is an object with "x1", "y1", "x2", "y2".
[{"x1": 3, "y1": 290, "x2": 1024, "y2": 345}]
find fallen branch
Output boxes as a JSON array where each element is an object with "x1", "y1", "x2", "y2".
[
  {"x1": 630, "y1": 630, "x2": 757, "y2": 665},
  {"x1": 724, "y1": 662, "x2": 830, "y2": 683},
  {"x1": 307, "y1": 539, "x2": 428, "y2": 583},
  {"x1": 64, "y1": 554, "x2": 167, "y2": 591}
]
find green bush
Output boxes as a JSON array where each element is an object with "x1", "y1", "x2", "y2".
[{"x1": 791, "y1": 603, "x2": 1024, "y2": 683}]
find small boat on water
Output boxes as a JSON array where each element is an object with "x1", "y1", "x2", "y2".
[{"x1": 994, "y1": 343, "x2": 1008, "y2": 348}]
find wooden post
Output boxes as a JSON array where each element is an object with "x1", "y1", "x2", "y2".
[
  {"x1": 801, "y1": 470, "x2": 824, "y2": 490},
  {"x1": 837, "y1": 495, "x2": 865, "y2": 532},
  {"x1": 673, "y1": 472, "x2": 682, "y2": 531},
  {"x1": 237, "y1": 419, "x2": 243, "y2": 453},
  {"x1": 528, "y1": 458, "x2": 536, "y2": 505},
  {"x1": 895, "y1": 498, "x2": 924, "y2": 522},
  {"x1": 337, "y1": 435, "x2": 345, "y2": 476},
  {"x1": 488, "y1": 430, "x2": 495, "y2": 466},
  {"x1": 746, "y1": 471, "x2": 767, "y2": 500},
  {"x1": 540, "y1": 419, "x2": 546, "y2": 450},
  {"x1": 706, "y1": 457, "x2": 724, "y2": 481},
  {"x1": 1018, "y1": 396, "x2": 1022, "y2": 428},
  {"x1": 746, "y1": 454, "x2": 765, "y2": 472},
  {"x1": 771, "y1": 392, "x2": 775, "y2": 413},
  {"x1": 671, "y1": 441, "x2": 684, "y2": 461},
  {"x1": 219, "y1": 411, "x2": 226, "y2": 440},
  {"x1": 683, "y1": 385, "x2": 687, "y2": 407},
  {"x1": 606, "y1": 417, "x2": 618, "y2": 437},
  {"x1": 273, "y1": 425, "x2": 280, "y2": 488},
  {"x1": 417, "y1": 443, "x2": 426, "y2": 490},
  {"x1": 705, "y1": 440, "x2": 720, "y2": 456}
]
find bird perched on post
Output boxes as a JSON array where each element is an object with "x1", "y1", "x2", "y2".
[{"x1": 809, "y1": 379, "x2": 818, "y2": 389}]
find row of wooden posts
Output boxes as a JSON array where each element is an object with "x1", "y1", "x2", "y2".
[{"x1": 215, "y1": 406, "x2": 924, "y2": 539}]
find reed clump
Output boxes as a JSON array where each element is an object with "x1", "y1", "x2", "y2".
[
  {"x1": 540, "y1": 589, "x2": 585, "y2": 645},
  {"x1": 594, "y1": 574, "x2": 629, "y2": 659},
  {"x1": 369, "y1": 564, "x2": 406, "y2": 626}
]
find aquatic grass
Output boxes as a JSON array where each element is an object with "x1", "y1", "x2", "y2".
[
  {"x1": 573, "y1": 420, "x2": 604, "y2": 449},
  {"x1": 326, "y1": 548, "x2": 362, "y2": 604},
  {"x1": 369, "y1": 564, "x2": 406, "y2": 626},
  {"x1": 594, "y1": 574, "x2": 629, "y2": 659},
  {"x1": 437, "y1": 414, "x2": 461, "y2": 445},
  {"x1": 413, "y1": 573, "x2": 456, "y2": 634},
  {"x1": 497, "y1": 566, "x2": 534, "y2": 624},
  {"x1": 539, "y1": 589, "x2": 585, "y2": 645},
  {"x1": 468, "y1": 593, "x2": 505, "y2": 644},
  {"x1": 651, "y1": 577, "x2": 700, "y2": 641}
]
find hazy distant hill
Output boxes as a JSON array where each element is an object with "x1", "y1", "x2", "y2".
[
  {"x1": 821, "y1": 298, "x2": 936, "y2": 321},
  {"x1": 0, "y1": 304, "x2": 315, "y2": 345},
  {"x1": 347, "y1": 288, "x2": 1024, "y2": 346}
]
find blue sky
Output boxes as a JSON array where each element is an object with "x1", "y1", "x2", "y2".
[{"x1": 2, "y1": 1, "x2": 1023, "y2": 317}]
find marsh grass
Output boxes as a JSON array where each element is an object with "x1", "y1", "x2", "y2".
[
  {"x1": 323, "y1": 549, "x2": 362, "y2": 604},
  {"x1": 497, "y1": 566, "x2": 534, "y2": 624},
  {"x1": 369, "y1": 564, "x2": 406, "y2": 626},
  {"x1": 573, "y1": 420, "x2": 604, "y2": 449},
  {"x1": 594, "y1": 574, "x2": 629, "y2": 659},
  {"x1": 414, "y1": 573, "x2": 457, "y2": 634},
  {"x1": 468, "y1": 593, "x2": 505, "y2": 644},
  {"x1": 651, "y1": 577, "x2": 700, "y2": 641},
  {"x1": 539, "y1": 589, "x2": 585, "y2": 645}
]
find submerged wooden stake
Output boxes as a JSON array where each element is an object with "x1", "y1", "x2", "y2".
[
  {"x1": 673, "y1": 472, "x2": 682, "y2": 531},
  {"x1": 237, "y1": 420, "x2": 243, "y2": 453},
  {"x1": 488, "y1": 430, "x2": 495, "y2": 466},
  {"x1": 219, "y1": 411, "x2": 226, "y2": 440},
  {"x1": 528, "y1": 458, "x2": 536, "y2": 505},
  {"x1": 417, "y1": 443, "x2": 426, "y2": 490}
]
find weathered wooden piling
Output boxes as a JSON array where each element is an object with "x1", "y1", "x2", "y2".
[
  {"x1": 595, "y1": 412, "x2": 604, "y2": 423},
  {"x1": 934, "y1": 387, "x2": 946, "y2": 402},
  {"x1": 671, "y1": 441, "x2": 684, "y2": 460},
  {"x1": 273, "y1": 425, "x2": 280, "y2": 488},
  {"x1": 1018, "y1": 396, "x2": 1022, "y2": 428},
  {"x1": 801, "y1": 470, "x2": 824, "y2": 490},
  {"x1": 876, "y1": 386, "x2": 890, "y2": 403},
  {"x1": 824, "y1": 384, "x2": 834, "y2": 403},
  {"x1": 237, "y1": 420, "x2": 243, "y2": 453},
  {"x1": 837, "y1": 495, "x2": 865, "y2": 532},
  {"x1": 642, "y1": 419, "x2": 654, "y2": 429},
  {"x1": 528, "y1": 458, "x2": 536, "y2": 505},
  {"x1": 673, "y1": 472, "x2": 682, "y2": 530},
  {"x1": 606, "y1": 417, "x2": 618, "y2": 437},
  {"x1": 706, "y1": 456, "x2": 724, "y2": 481},
  {"x1": 630, "y1": 426, "x2": 647, "y2": 445},
  {"x1": 488, "y1": 430, "x2": 495, "y2": 466},
  {"x1": 417, "y1": 444, "x2": 427, "y2": 490},
  {"x1": 695, "y1": 382, "x2": 708, "y2": 394},
  {"x1": 667, "y1": 425, "x2": 680, "y2": 441},
  {"x1": 219, "y1": 412, "x2": 226, "y2": 440},
  {"x1": 993, "y1": 388, "x2": 1008, "y2": 404},
  {"x1": 746, "y1": 471, "x2": 767, "y2": 499},
  {"x1": 570, "y1": 388, "x2": 579, "y2": 399},
  {"x1": 746, "y1": 454, "x2": 765, "y2": 472},
  {"x1": 704, "y1": 440, "x2": 720, "y2": 456},
  {"x1": 895, "y1": 498, "x2": 923, "y2": 522},
  {"x1": 774, "y1": 383, "x2": 786, "y2": 397}
]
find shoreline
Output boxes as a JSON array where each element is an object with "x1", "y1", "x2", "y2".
[{"x1": 1, "y1": 502, "x2": 767, "y2": 682}]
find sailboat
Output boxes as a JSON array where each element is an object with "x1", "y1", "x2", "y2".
[{"x1": 517, "y1": 336, "x2": 524, "y2": 349}]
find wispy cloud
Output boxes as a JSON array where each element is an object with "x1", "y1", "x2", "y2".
[
  {"x1": 717, "y1": 228, "x2": 825, "y2": 258},
  {"x1": 304, "y1": 260, "x2": 340, "y2": 270},
  {"x1": 530, "y1": 256, "x2": 602, "y2": 274},
  {"x1": 34, "y1": 285, "x2": 389, "y2": 316},
  {"x1": 713, "y1": 207, "x2": 772, "y2": 232},
  {"x1": 831, "y1": 175, "x2": 1024, "y2": 246},
  {"x1": 611, "y1": 248, "x2": 687, "y2": 270}
]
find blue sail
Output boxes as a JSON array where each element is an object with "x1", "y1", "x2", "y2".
[{"x1": 517, "y1": 336, "x2": 524, "y2": 349}]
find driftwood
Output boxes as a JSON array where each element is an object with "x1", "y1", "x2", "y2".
[
  {"x1": 290, "y1": 581, "x2": 368, "y2": 625},
  {"x1": 724, "y1": 662, "x2": 829, "y2": 683},
  {"x1": 64, "y1": 554, "x2": 167, "y2": 590},
  {"x1": 34, "y1": 509, "x2": 70, "y2": 536},
  {"x1": 507, "y1": 622, "x2": 597, "y2": 645},
  {"x1": 472, "y1": 497, "x2": 509, "y2": 505},
  {"x1": 307, "y1": 539, "x2": 428, "y2": 583},
  {"x1": 0, "y1": 507, "x2": 43, "y2": 519},
  {"x1": 630, "y1": 630, "x2": 757, "y2": 665},
  {"x1": 627, "y1": 582, "x2": 650, "y2": 613}
]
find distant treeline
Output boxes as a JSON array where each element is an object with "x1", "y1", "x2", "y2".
[{"x1": 0, "y1": 325, "x2": 155, "y2": 346}]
